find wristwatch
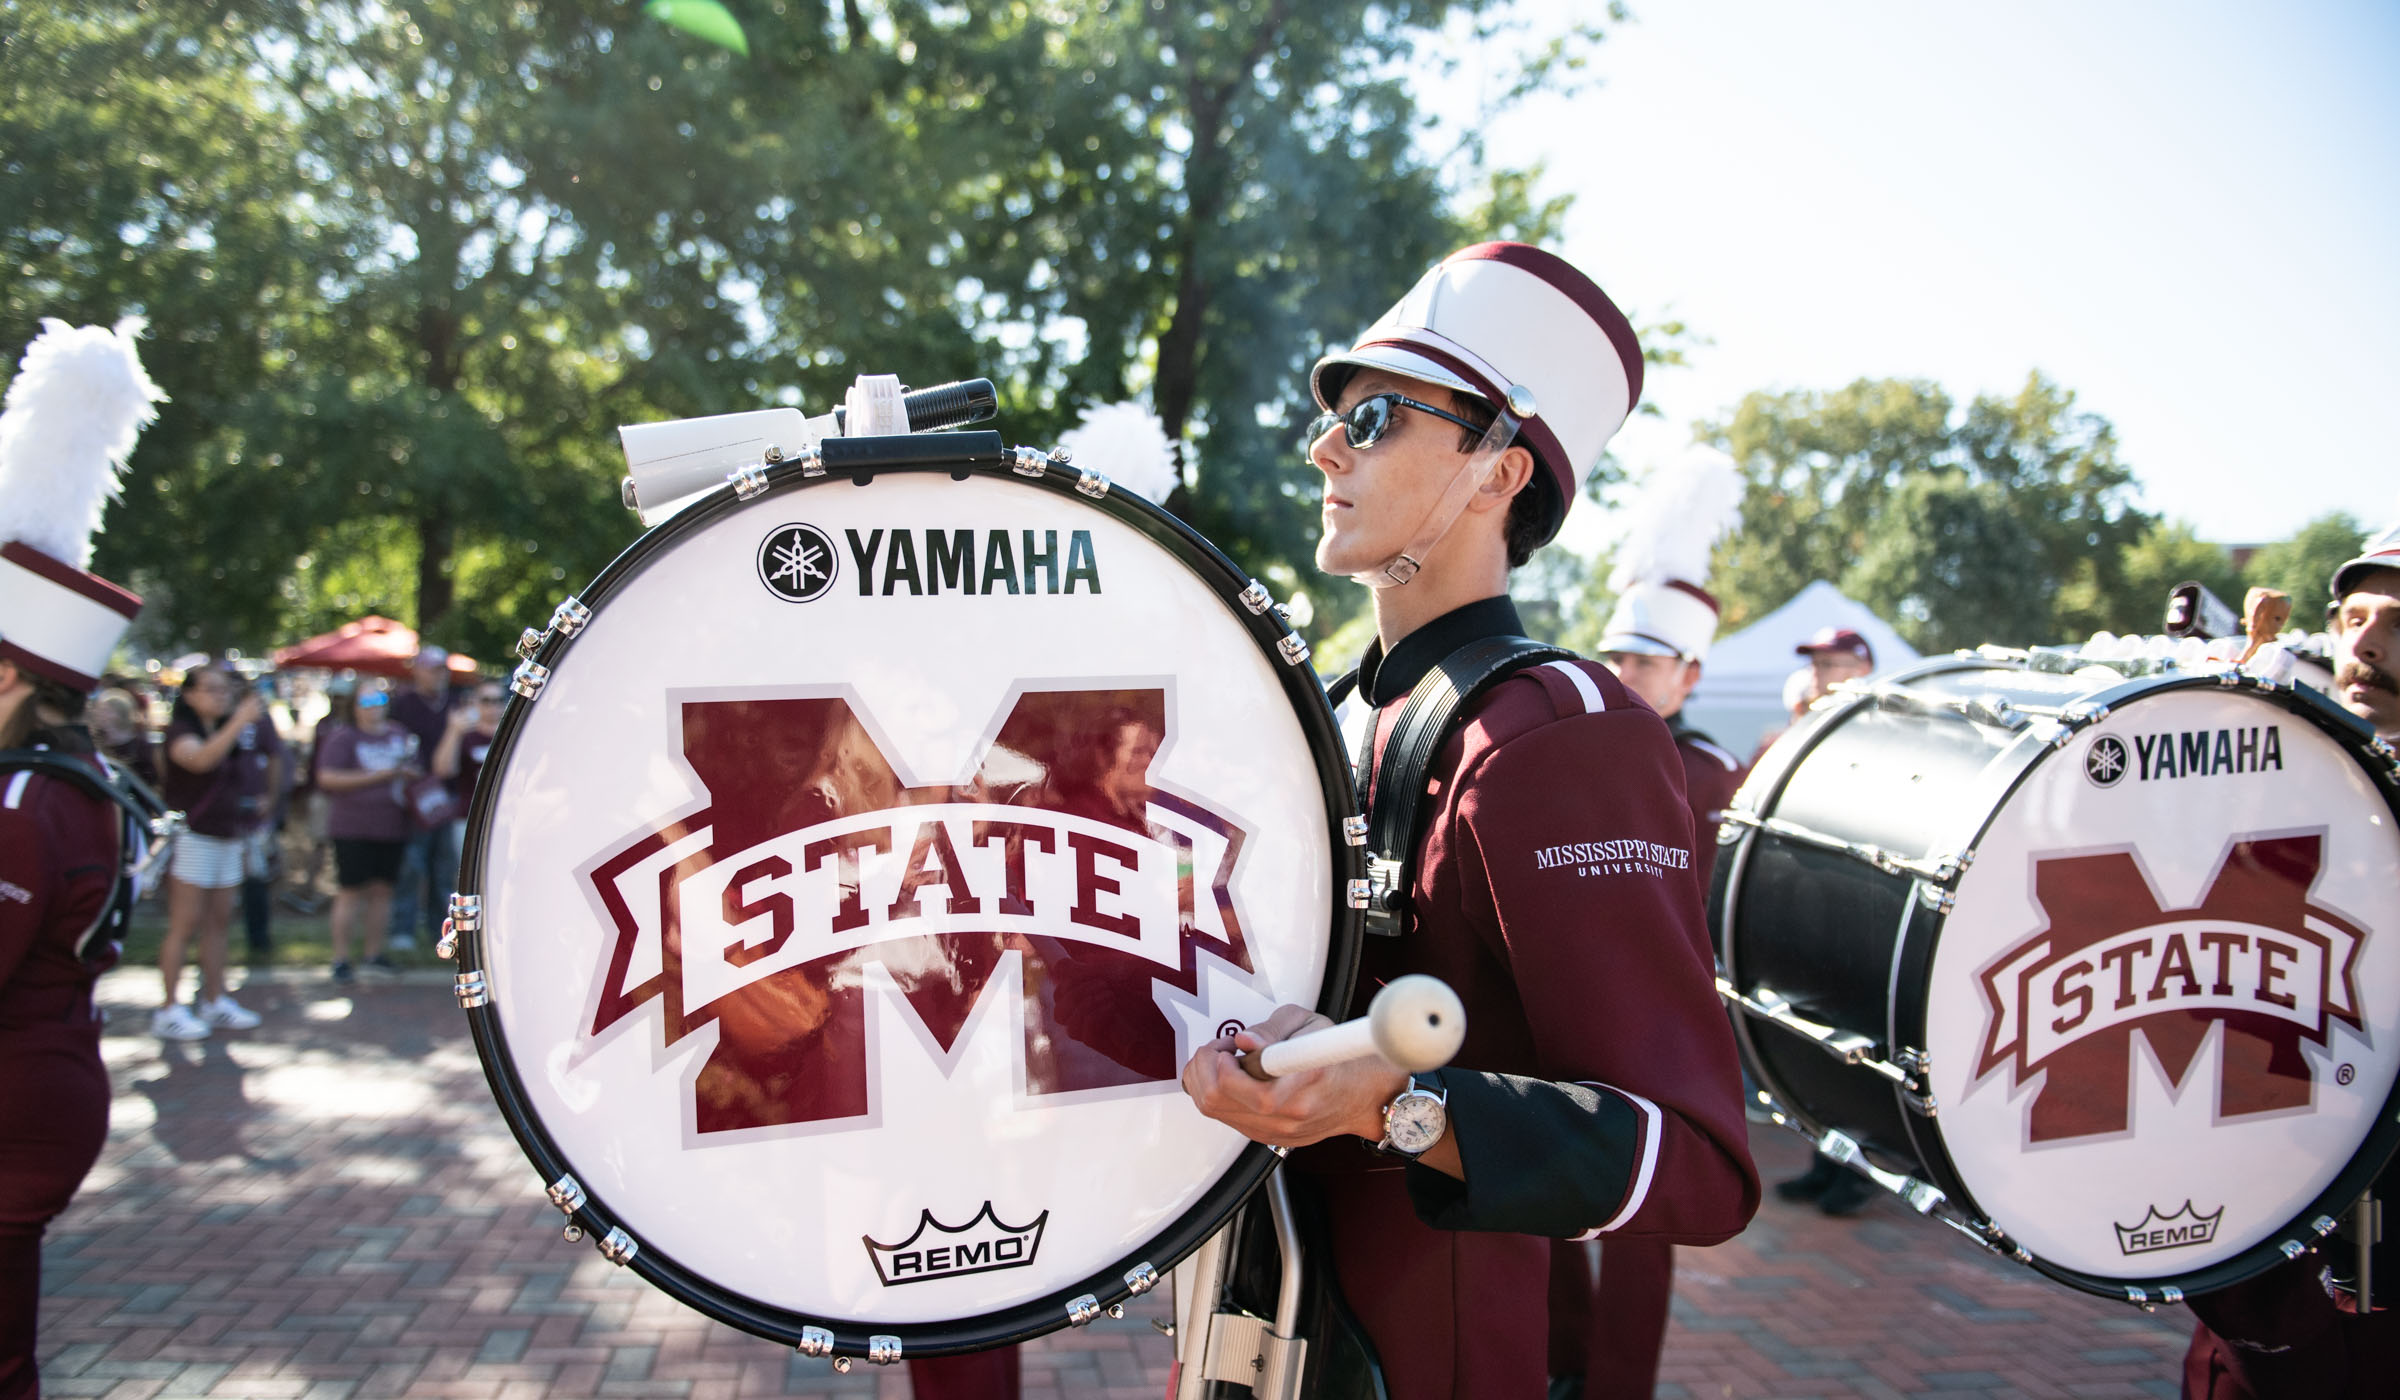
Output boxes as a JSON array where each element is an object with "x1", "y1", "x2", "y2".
[{"x1": 1375, "y1": 1075, "x2": 1449, "y2": 1159}]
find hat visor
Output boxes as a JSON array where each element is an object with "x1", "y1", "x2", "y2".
[
  {"x1": 1597, "y1": 632, "x2": 1682, "y2": 659},
  {"x1": 1311, "y1": 345, "x2": 1479, "y2": 411}
]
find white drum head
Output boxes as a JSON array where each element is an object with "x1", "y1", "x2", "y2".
[
  {"x1": 467, "y1": 465, "x2": 1347, "y2": 1345},
  {"x1": 1927, "y1": 682, "x2": 2400, "y2": 1282}
]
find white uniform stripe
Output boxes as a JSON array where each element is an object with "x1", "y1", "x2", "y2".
[
  {"x1": 1542, "y1": 660, "x2": 1605, "y2": 714},
  {"x1": 1690, "y1": 736, "x2": 1740, "y2": 771},
  {"x1": 1570, "y1": 1084, "x2": 1663, "y2": 1239},
  {"x1": 3, "y1": 769, "x2": 28, "y2": 809}
]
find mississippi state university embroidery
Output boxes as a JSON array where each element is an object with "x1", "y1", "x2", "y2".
[{"x1": 583, "y1": 687, "x2": 1254, "y2": 1133}]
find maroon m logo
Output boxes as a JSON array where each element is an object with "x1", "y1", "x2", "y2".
[
  {"x1": 584, "y1": 688, "x2": 1253, "y2": 1133},
  {"x1": 1975, "y1": 833, "x2": 2365, "y2": 1143}
]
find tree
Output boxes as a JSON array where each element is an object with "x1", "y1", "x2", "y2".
[
  {"x1": 7, "y1": 1, "x2": 1613, "y2": 661},
  {"x1": 2245, "y1": 511, "x2": 2365, "y2": 618},
  {"x1": 1705, "y1": 372, "x2": 2149, "y2": 650}
]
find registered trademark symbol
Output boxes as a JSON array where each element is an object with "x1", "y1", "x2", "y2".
[
  {"x1": 2338, "y1": 1063, "x2": 2357, "y2": 1086},
  {"x1": 1216, "y1": 1020, "x2": 1245, "y2": 1041}
]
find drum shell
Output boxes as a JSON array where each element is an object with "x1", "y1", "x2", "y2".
[
  {"x1": 452, "y1": 438, "x2": 1365, "y2": 1357},
  {"x1": 1716, "y1": 654, "x2": 2400, "y2": 1301}
]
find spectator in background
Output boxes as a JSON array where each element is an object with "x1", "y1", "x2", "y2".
[
  {"x1": 432, "y1": 675, "x2": 503, "y2": 814},
  {"x1": 87, "y1": 685, "x2": 156, "y2": 790},
  {"x1": 386, "y1": 646, "x2": 457, "y2": 952},
  {"x1": 315, "y1": 685, "x2": 419, "y2": 984},
  {"x1": 1796, "y1": 625, "x2": 1875, "y2": 699},
  {"x1": 238, "y1": 672, "x2": 293, "y2": 956},
  {"x1": 154, "y1": 663, "x2": 280, "y2": 1041}
]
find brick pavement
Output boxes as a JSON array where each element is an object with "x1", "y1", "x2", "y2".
[{"x1": 36, "y1": 968, "x2": 2196, "y2": 1399}]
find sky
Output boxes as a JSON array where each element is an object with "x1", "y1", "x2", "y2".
[{"x1": 1421, "y1": 0, "x2": 2400, "y2": 553}]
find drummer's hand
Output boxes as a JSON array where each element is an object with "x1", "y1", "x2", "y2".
[{"x1": 1180, "y1": 1003, "x2": 1407, "y2": 1150}]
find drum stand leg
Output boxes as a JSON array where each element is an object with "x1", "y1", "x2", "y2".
[{"x1": 1174, "y1": 1172, "x2": 1311, "y2": 1399}]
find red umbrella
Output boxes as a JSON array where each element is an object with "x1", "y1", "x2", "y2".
[{"x1": 271, "y1": 615, "x2": 479, "y2": 678}]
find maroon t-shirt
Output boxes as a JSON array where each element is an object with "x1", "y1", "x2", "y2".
[
  {"x1": 160, "y1": 714, "x2": 282, "y2": 838},
  {"x1": 1670, "y1": 718, "x2": 1748, "y2": 892},
  {"x1": 452, "y1": 730, "x2": 495, "y2": 808},
  {"x1": 315, "y1": 723, "x2": 416, "y2": 843}
]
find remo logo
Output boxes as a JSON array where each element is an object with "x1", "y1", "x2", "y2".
[{"x1": 581, "y1": 687, "x2": 1258, "y2": 1134}]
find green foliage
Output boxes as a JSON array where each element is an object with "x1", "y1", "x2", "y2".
[
  {"x1": 2244, "y1": 511, "x2": 2364, "y2": 617},
  {"x1": 1704, "y1": 372, "x2": 2149, "y2": 650},
  {"x1": 7, "y1": 0, "x2": 1607, "y2": 661}
]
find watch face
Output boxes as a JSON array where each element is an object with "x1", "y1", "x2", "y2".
[{"x1": 1386, "y1": 1092, "x2": 1446, "y2": 1155}]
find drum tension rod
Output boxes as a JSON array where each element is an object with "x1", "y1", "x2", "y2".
[
  {"x1": 1720, "y1": 811, "x2": 1966, "y2": 885},
  {"x1": 1715, "y1": 979, "x2": 1929, "y2": 1097}
]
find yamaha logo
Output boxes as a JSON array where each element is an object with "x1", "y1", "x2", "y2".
[
  {"x1": 2084, "y1": 736, "x2": 2128, "y2": 788},
  {"x1": 758, "y1": 523, "x2": 838, "y2": 603}
]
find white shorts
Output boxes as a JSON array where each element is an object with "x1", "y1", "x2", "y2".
[{"x1": 172, "y1": 832, "x2": 246, "y2": 890}]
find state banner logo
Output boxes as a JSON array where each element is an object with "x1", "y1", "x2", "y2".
[
  {"x1": 580, "y1": 686, "x2": 1260, "y2": 1134},
  {"x1": 1974, "y1": 831, "x2": 2366, "y2": 1144}
]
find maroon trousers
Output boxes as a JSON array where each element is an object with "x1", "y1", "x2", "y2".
[
  {"x1": 2181, "y1": 1254, "x2": 2400, "y2": 1399},
  {"x1": 1546, "y1": 1236, "x2": 1674, "y2": 1399},
  {"x1": 906, "y1": 1347, "x2": 1018, "y2": 1399},
  {"x1": 0, "y1": 1018, "x2": 110, "y2": 1400}
]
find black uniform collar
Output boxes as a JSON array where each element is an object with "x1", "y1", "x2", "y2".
[{"x1": 1355, "y1": 595, "x2": 1526, "y2": 707}]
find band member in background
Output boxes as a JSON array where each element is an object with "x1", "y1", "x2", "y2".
[
  {"x1": 1555, "y1": 449, "x2": 1749, "y2": 1400},
  {"x1": 0, "y1": 317, "x2": 163, "y2": 1400},
  {"x1": 1796, "y1": 625, "x2": 1874, "y2": 699},
  {"x1": 1182, "y1": 242, "x2": 1759, "y2": 1400},
  {"x1": 2180, "y1": 521, "x2": 2400, "y2": 1400}
]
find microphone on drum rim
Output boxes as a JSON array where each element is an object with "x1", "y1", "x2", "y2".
[
  {"x1": 831, "y1": 378, "x2": 998, "y2": 435},
  {"x1": 1235, "y1": 974, "x2": 1467, "y2": 1081}
]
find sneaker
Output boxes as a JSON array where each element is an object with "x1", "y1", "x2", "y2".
[
  {"x1": 331, "y1": 960, "x2": 355, "y2": 986},
  {"x1": 152, "y1": 1004, "x2": 211, "y2": 1041},
  {"x1": 196, "y1": 995, "x2": 262, "y2": 1030},
  {"x1": 1774, "y1": 1154, "x2": 1840, "y2": 1204},
  {"x1": 361, "y1": 954, "x2": 400, "y2": 979},
  {"x1": 1818, "y1": 1171, "x2": 1877, "y2": 1218}
]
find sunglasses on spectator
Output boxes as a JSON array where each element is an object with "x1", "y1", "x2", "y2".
[
  {"x1": 1301, "y1": 392, "x2": 1485, "y2": 462},
  {"x1": 358, "y1": 693, "x2": 390, "y2": 709}
]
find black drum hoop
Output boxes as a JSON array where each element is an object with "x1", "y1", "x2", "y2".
[
  {"x1": 451, "y1": 433, "x2": 1366, "y2": 1359},
  {"x1": 1721, "y1": 652, "x2": 2400, "y2": 1303}
]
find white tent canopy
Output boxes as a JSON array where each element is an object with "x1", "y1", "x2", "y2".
[{"x1": 1682, "y1": 580, "x2": 1922, "y2": 757}]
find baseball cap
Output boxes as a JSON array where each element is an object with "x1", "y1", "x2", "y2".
[
  {"x1": 2332, "y1": 521, "x2": 2400, "y2": 602},
  {"x1": 1796, "y1": 626, "x2": 1874, "y2": 666}
]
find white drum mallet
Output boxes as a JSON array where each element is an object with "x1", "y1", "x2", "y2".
[{"x1": 1235, "y1": 974, "x2": 1467, "y2": 1080}]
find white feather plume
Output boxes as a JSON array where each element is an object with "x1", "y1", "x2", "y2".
[
  {"x1": 1057, "y1": 399, "x2": 1179, "y2": 504},
  {"x1": 0, "y1": 317, "x2": 166, "y2": 568},
  {"x1": 1609, "y1": 447, "x2": 1745, "y2": 594}
]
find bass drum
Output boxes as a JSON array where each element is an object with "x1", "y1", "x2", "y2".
[
  {"x1": 1715, "y1": 652, "x2": 2400, "y2": 1302},
  {"x1": 451, "y1": 431, "x2": 1363, "y2": 1364}
]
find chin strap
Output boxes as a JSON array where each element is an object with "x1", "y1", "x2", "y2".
[{"x1": 1351, "y1": 388, "x2": 1534, "y2": 590}]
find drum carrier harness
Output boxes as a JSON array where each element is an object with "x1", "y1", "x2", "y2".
[
  {"x1": 1329, "y1": 634, "x2": 1572, "y2": 938},
  {"x1": 0, "y1": 747, "x2": 171, "y2": 970}
]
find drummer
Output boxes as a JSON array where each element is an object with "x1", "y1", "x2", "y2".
[
  {"x1": 1548, "y1": 454, "x2": 1747, "y2": 1400},
  {"x1": 2179, "y1": 521, "x2": 2400, "y2": 1400},
  {"x1": 1181, "y1": 243, "x2": 1759, "y2": 1400}
]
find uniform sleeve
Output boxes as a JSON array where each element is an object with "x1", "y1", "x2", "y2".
[
  {"x1": 1405, "y1": 703, "x2": 1760, "y2": 1243},
  {"x1": 0, "y1": 772, "x2": 59, "y2": 993}
]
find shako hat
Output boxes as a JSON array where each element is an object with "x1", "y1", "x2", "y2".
[
  {"x1": 2332, "y1": 519, "x2": 2400, "y2": 603},
  {"x1": 1311, "y1": 242, "x2": 1644, "y2": 546},
  {"x1": 1597, "y1": 448, "x2": 1743, "y2": 663},
  {"x1": 0, "y1": 318, "x2": 162, "y2": 691}
]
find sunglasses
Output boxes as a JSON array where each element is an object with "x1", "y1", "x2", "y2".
[{"x1": 1302, "y1": 392, "x2": 1486, "y2": 461}]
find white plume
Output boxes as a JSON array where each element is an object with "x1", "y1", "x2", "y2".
[
  {"x1": 1608, "y1": 447, "x2": 1744, "y2": 594},
  {"x1": 0, "y1": 317, "x2": 166, "y2": 567},
  {"x1": 1057, "y1": 399, "x2": 1179, "y2": 504}
]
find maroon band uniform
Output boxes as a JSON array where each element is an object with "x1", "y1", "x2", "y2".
[
  {"x1": 1295, "y1": 598, "x2": 1759, "y2": 1400},
  {"x1": 0, "y1": 758, "x2": 122, "y2": 1400}
]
